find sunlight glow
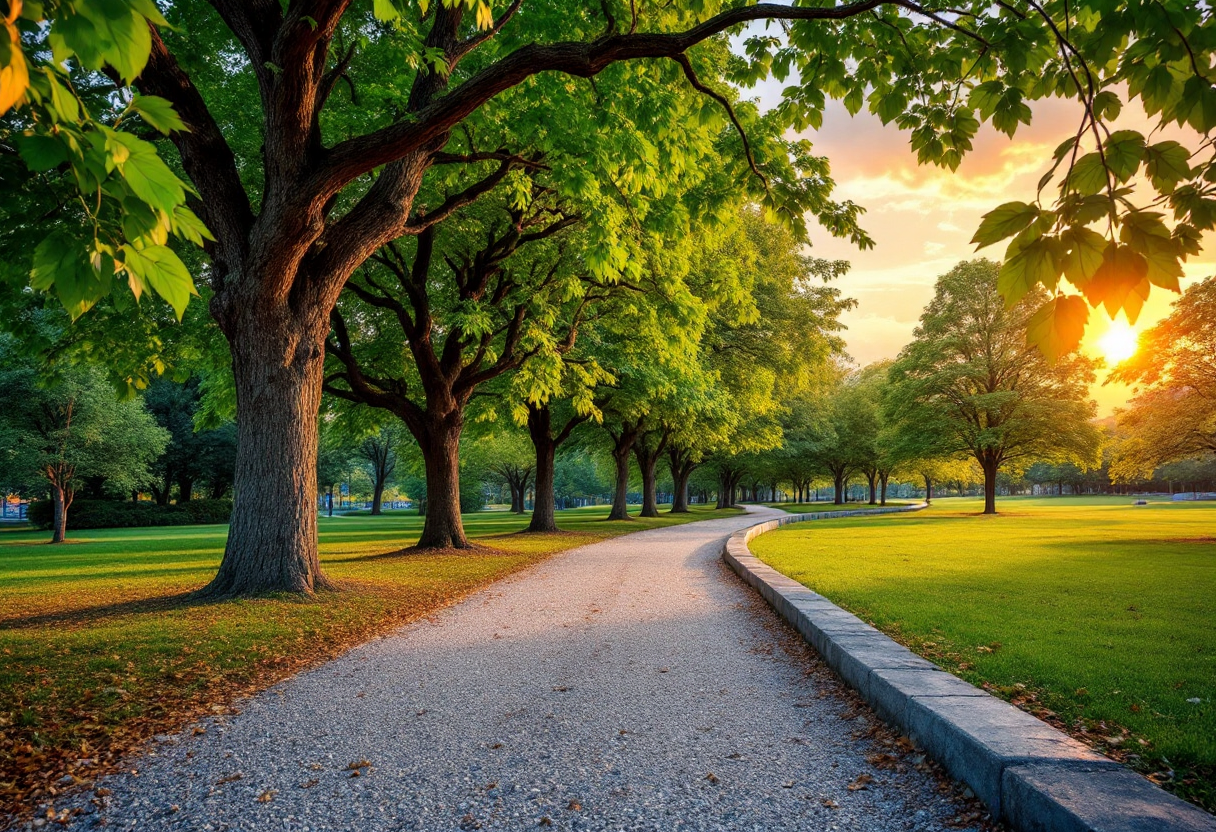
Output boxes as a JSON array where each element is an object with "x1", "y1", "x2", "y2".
[{"x1": 1098, "y1": 319, "x2": 1139, "y2": 365}]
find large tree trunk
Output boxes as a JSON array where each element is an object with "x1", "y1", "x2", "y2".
[
  {"x1": 50, "y1": 483, "x2": 68, "y2": 544},
  {"x1": 529, "y1": 439, "x2": 557, "y2": 531},
  {"x1": 668, "y1": 447, "x2": 694, "y2": 514},
  {"x1": 371, "y1": 479, "x2": 385, "y2": 515},
  {"x1": 178, "y1": 477, "x2": 194, "y2": 503},
  {"x1": 832, "y1": 470, "x2": 846, "y2": 505},
  {"x1": 924, "y1": 475, "x2": 933, "y2": 504},
  {"x1": 866, "y1": 471, "x2": 878, "y2": 505},
  {"x1": 634, "y1": 431, "x2": 668, "y2": 519},
  {"x1": 526, "y1": 405, "x2": 559, "y2": 532},
  {"x1": 638, "y1": 457, "x2": 659, "y2": 517},
  {"x1": 417, "y1": 416, "x2": 469, "y2": 548},
  {"x1": 200, "y1": 323, "x2": 332, "y2": 598},
  {"x1": 879, "y1": 473, "x2": 889, "y2": 506},
  {"x1": 607, "y1": 424, "x2": 638, "y2": 521},
  {"x1": 980, "y1": 454, "x2": 999, "y2": 514}
]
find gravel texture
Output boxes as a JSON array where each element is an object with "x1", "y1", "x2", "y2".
[{"x1": 46, "y1": 507, "x2": 982, "y2": 831}]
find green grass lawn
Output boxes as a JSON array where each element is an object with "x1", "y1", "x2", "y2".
[
  {"x1": 0, "y1": 503, "x2": 739, "y2": 817},
  {"x1": 749, "y1": 495, "x2": 1215, "y2": 810},
  {"x1": 760, "y1": 500, "x2": 913, "y2": 513}
]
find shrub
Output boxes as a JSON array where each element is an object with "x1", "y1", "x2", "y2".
[{"x1": 27, "y1": 499, "x2": 233, "y2": 530}]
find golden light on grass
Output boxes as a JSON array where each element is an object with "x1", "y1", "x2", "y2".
[{"x1": 1097, "y1": 318, "x2": 1139, "y2": 365}]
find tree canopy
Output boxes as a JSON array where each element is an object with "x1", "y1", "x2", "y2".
[{"x1": 887, "y1": 259, "x2": 1102, "y2": 514}]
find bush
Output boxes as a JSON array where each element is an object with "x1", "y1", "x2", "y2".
[{"x1": 27, "y1": 498, "x2": 233, "y2": 530}]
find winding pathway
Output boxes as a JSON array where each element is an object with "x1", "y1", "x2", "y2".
[{"x1": 62, "y1": 507, "x2": 978, "y2": 831}]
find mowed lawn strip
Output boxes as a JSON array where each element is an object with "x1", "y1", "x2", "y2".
[
  {"x1": 748, "y1": 496, "x2": 1215, "y2": 812},
  {"x1": 0, "y1": 504, "x2": 741, "y2": 818}
]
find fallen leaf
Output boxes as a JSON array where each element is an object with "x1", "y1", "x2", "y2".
[
  {"x1": 94, "y1": 788, "x2": 111, "y2": 798},
  {"x1": 568, "y1": 800, "x2": 582, "y2": 811},
  {"x1": 822, "y1": 798, "x2": 839, "y2": 809},
  {"x1": 299, "y1": 779, "x2": 318, "y2": 789},
  {"x1": 704, "y1": 772, "x2": 719, "y2": 784},
  {"x1": 847, "y1": 773, "x2": 874, "y2": 791},
  {"x1": 257, "y1": 789, "x2": 277, "y2": 802},
  {"x1": 867, "y1": 753, "x2": 899, "y2": 770},
  {"x1": 214, "y1": 773, "x2": 242, "y2": 786},
  {"x1": 538, "y1": 817, "x2": 553, "y2": 827},
  {"x1": 346, "y1": 760, "x2": 372, "y2": 770}
]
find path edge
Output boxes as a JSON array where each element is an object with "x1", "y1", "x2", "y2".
[{"x1": 723, "y1": 504, "x2": 1216, "y2": 832}]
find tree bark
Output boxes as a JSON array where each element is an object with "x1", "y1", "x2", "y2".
[
  {"x1": 417, "y1": 416, "x2": 470, "y2": 548},
  {"x1": 178, "y1": 477, "x2": 194, "y2": 503},
  {"x1": 832, "y1": 469, "x2": 847, "y2": 505},
  {"x1": 634, "y1": 430, "x2": 669, "y2": 519},
  {"x1": 923, "y1": 475, "x2": 933, "y2": 504},
  {"x1": 607, "y1": 423, "x2": 639, "y2": 521},
  {"x1": 865, "y1": 471, "x2": 878, "y2": 504},
  {"x1": 199, "y1": 322, "x2": 333, "y2": 598},
  {"x1": 980, "y1": 453, "x2": 999, "y2": 514},
  {"x1": 526, "y1": 404, "x2": 585, "y2": 532},
  {"x1": 371, "y1": 480, "x2": 385, "y2": 515},
  {"x1": 879, "y1": 473, "x2": 889, "y2": 506},
  {"x1": 667, "y1": 447, "x2": 696, "y2": 514},
  {"x1": 50, "y1": 483, "x2": 68, "y2": 544}
]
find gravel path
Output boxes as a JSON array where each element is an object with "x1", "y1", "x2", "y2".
[{"x1": 53, "y1": 507, "x2": 981, "y2": 831}]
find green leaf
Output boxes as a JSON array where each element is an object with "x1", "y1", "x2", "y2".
[
  {"x1": 1066, "y1": 153, "x2": 1109, "y2": 196},
  {"x1": 121, "y1": 244, "x2": 197, "y2": 320},
  {"x1": 872, "y1": 90, "x2": 907, "y2": 124},
  {"x1": 991, "y1": 88, "x2": 1032, "y2": 137},
  {"x1": 1103, "y1": 130, "x2": 1145, "y2": 183},
  {"x1": 1092, "y1": 90, "x2": 1122, "y2": 121},
  {"x1": 372, "y1": 0, "x2": 401, "y2": 22},
  {"x1": 15, "y1": 133, "x2": 68, "y2": 171},
  {"x1": 31, "y1": 232, "x2": 105, "y2": 319},
  {"x1": 1059, "y1": 226, "x2": 1107, "y2": 289},
  {"x1": 170, "y1": 206, "x2": 215, "y2": 246},
  {"x1": 110, "y1": 132, "x2": 187, "y2": 214},
  {"x1": 1143, "y1": 141, "x2": 1191, "y2": 193},
  {"x1": 998, "y1": 235, "x2": 1061, "y2": 305},
  {"x1": 1026, "y1": 294, "x2": 1088, "y2": 363},
  {"x1": 131, "y1": 95, "x2": 187, "y2": 135},
  {"x1": 972, "y1": 201, "x2": 1038, "y2": 248}
]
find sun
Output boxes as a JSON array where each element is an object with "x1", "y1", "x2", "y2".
[{"x1": 1097, "y1": 319, "x2": 1139, "y2": 365}]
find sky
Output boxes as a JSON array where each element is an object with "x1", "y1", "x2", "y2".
[{"x1": 747, "y1": 79, "x2": 1214, "y2": 416}]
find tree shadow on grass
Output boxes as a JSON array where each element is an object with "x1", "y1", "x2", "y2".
[{"x1": 0, "y1": 589, "x2": 213, "y2": 631}]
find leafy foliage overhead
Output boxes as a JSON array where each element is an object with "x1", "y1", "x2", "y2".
[{"x1": 1, "y1": 0, "x2": 1212, "y2": 364}]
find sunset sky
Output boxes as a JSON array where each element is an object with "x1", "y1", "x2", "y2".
[{"x1": 749, "y1": 78, "x2": 1213, "y2": 415}]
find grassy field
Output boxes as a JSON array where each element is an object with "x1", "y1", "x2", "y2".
[
  {"x1": 749, "y1": 495, "x2": 1215, "y2": 810},
  {"x1": 760, "y1": 500, "x2": 913, "y2": 513},
  {"x1": 0, "y1": 503, "x2": 740, "y2": 818}
]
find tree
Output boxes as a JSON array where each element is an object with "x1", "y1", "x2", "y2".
[
  {"x1": 888, "y1": 260, "x2": 1102, "y2": 514},
  {"x1": 0, "y1": 355, "x2": 169, "y2": 541},
  {"x1": 143, "y1": 377, "x2": 237, "y2": 503},
  {"x1": 316, "y1": 423, "x2": 356, "y2": 517},
  {"x1": 473, "y1": 428, "x2": 534, "y2": 514},
  {"x1": 525, "y1": 400, "x2": 589, "y2": 530},
  {"x1": 1109, "y1": 277, "x2": 1216, "y2": 483},
  {"x1": 7, "y1": 1, "x2": 1213, "y2": 595},
  {"x1": 357, "y1": 426, "x2": 401, "y2": 515}
]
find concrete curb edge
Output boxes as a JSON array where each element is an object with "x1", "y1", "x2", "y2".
[{"x1": 723, "y1": 504, "x2": 1216, "y2": 832}]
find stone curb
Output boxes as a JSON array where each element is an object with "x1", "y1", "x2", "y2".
[{"x1": 724, "y1": 504, "x2": 1216, "y2": 832}]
